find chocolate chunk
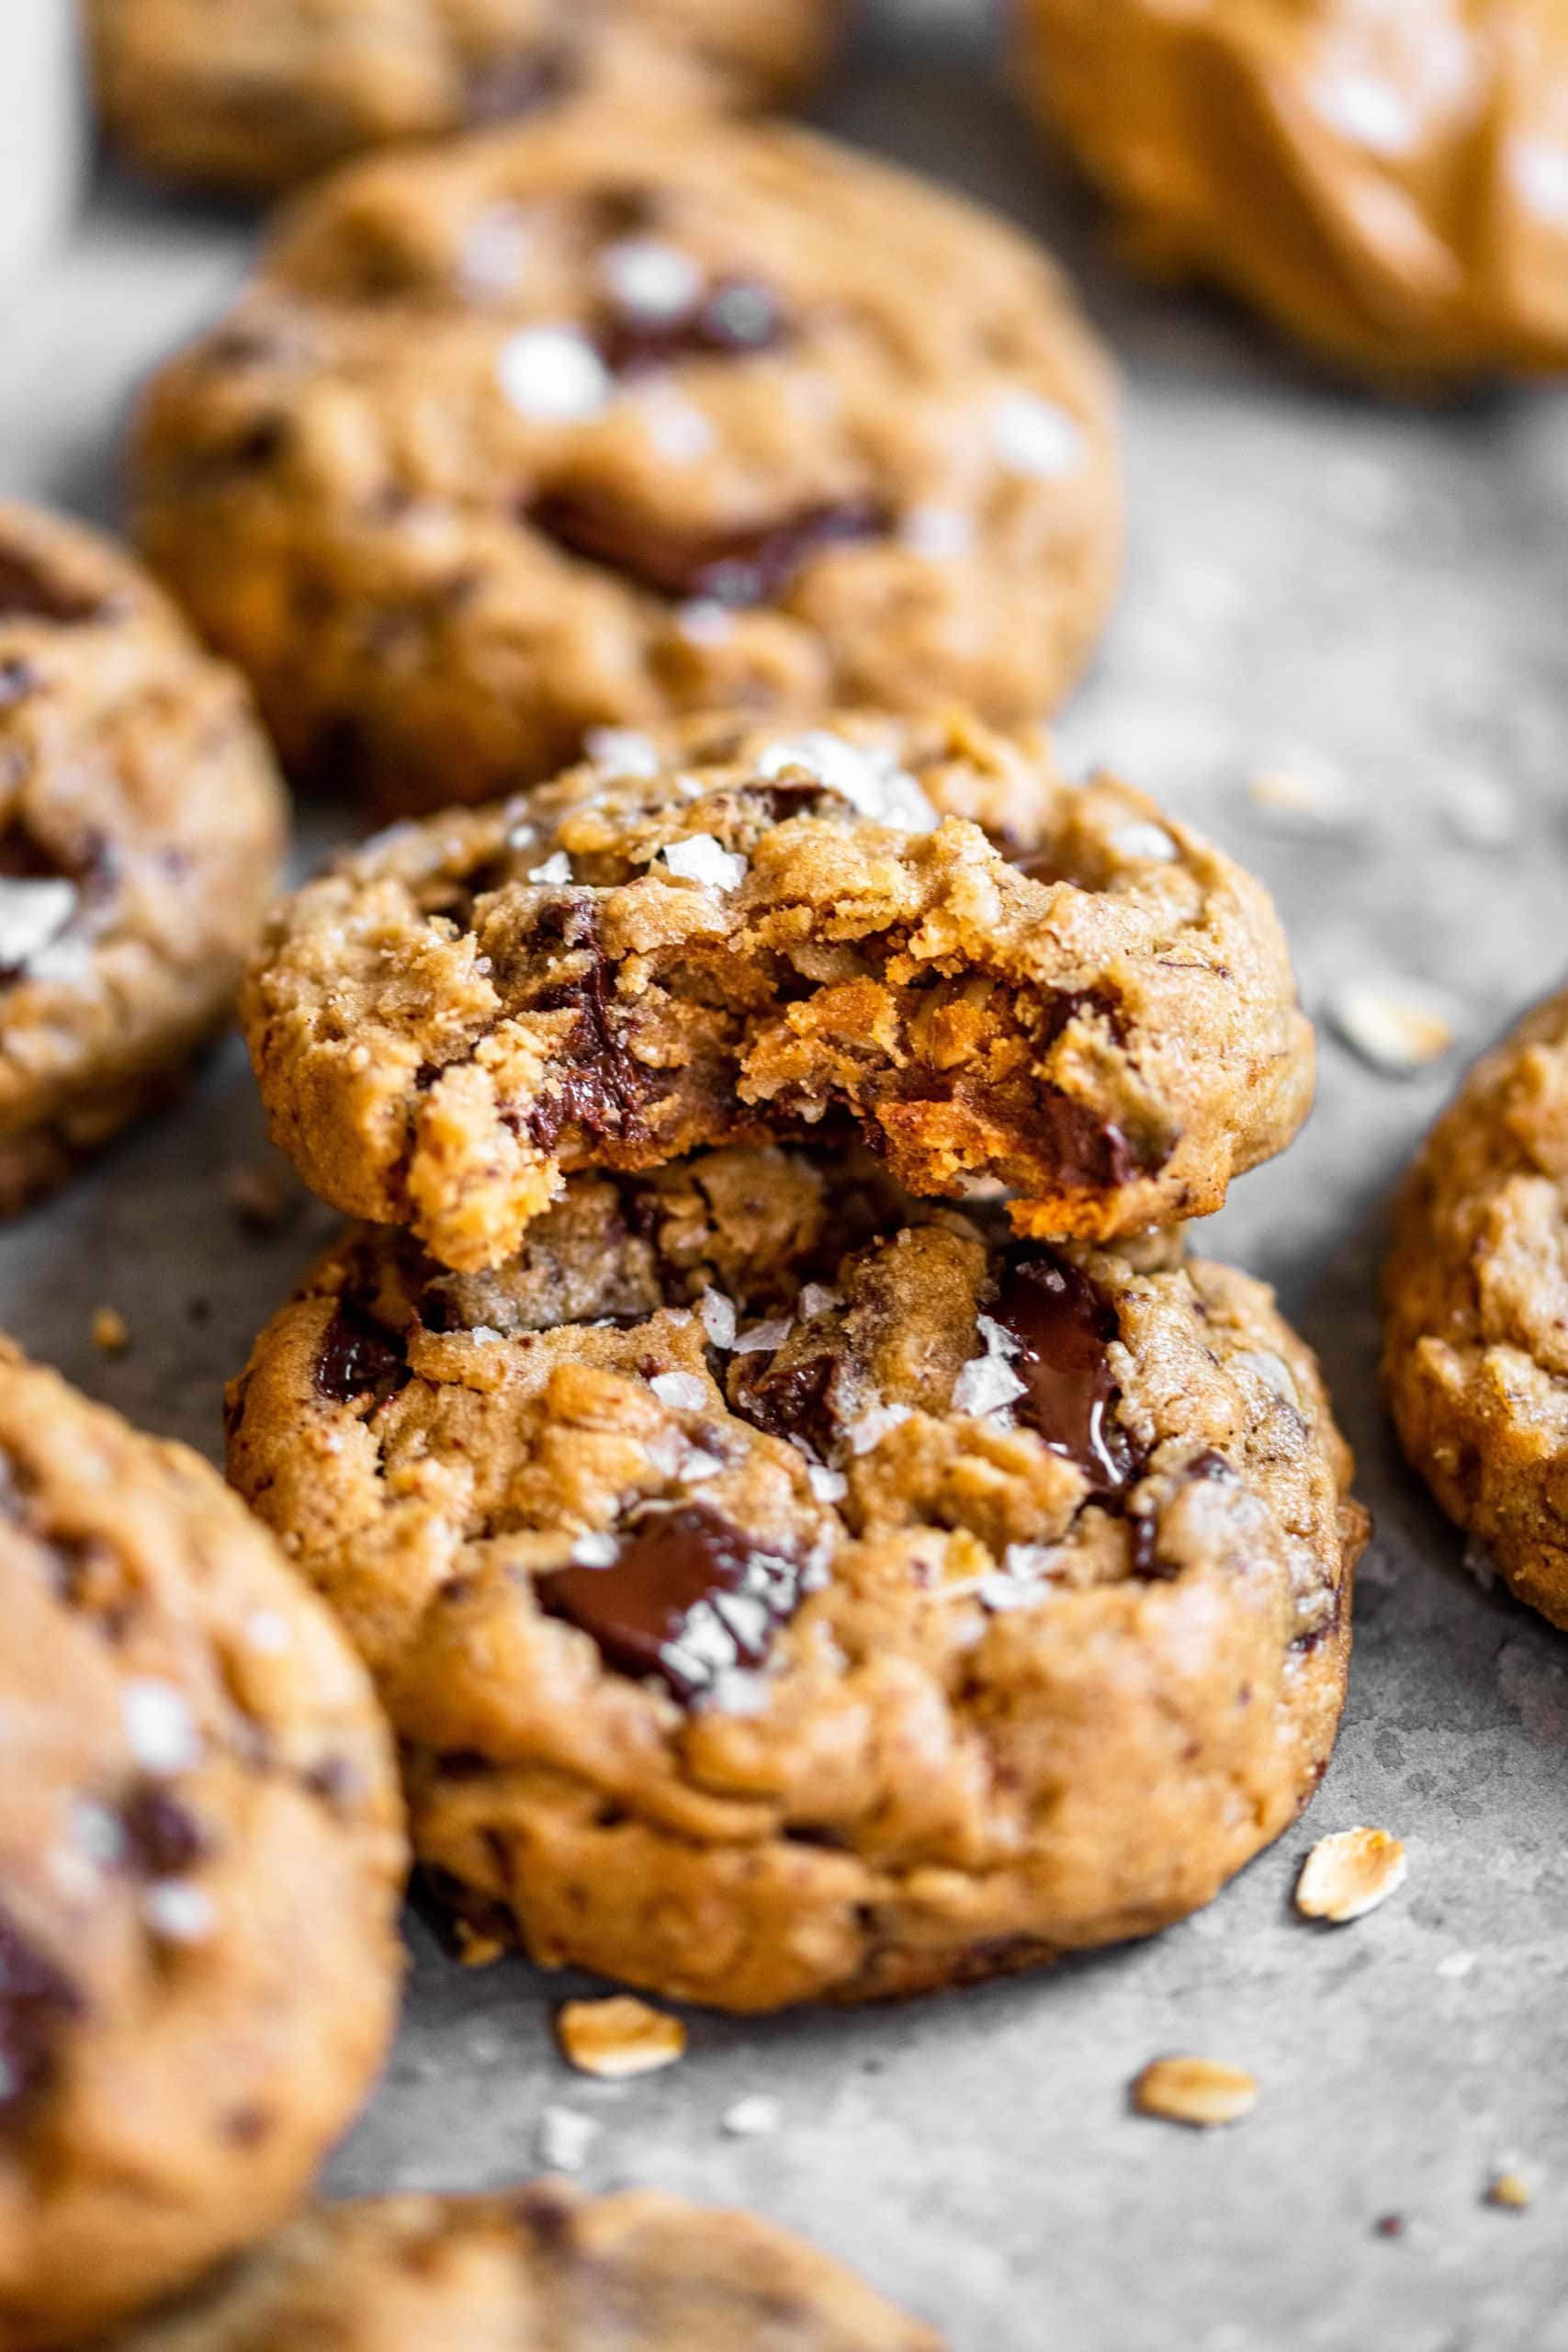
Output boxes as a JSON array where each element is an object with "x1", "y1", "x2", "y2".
[
  {"x1": 463, "y1": 42, "x2": 575, "y2": 126},
  {"x1": 118, "y1": 1784, "x2": 208, "y2": 1879},
  {"x1": 540, "y1": 1502, "x2": 804, "y2": 1702},
  {"x1": 596, "y1": 276, "x2": 787, "y2": 377},
  {"x1": 518, "y1": 899, "x2": 648, "y2": 1150},
  {"x1": 0, "y1": 547, "x2": 102, "y2": 626},
  {"x1": 731, "y1": 1347, "x2": 836, "y2": 1461},
  {"x1": 991, "y1": 1245, "x2": 1136, "y2": 1494},
  {"x1": 0, "y1": 1901, "x2": 81, "y2": 2120},
  {"x1": 314, "y1": 1308, "x2": 410, "y2": 1408},
  {"x1": 1036, "y1": 1091, "x2": 1142, "y2": 1191},
  {"x1": 531, "y1": 489, "x2": 887, "y2": 607}
]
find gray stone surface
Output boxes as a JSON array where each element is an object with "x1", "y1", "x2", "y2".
[{"x1": 3, "y1": 6, "x2": 1568, "y2": 2346}]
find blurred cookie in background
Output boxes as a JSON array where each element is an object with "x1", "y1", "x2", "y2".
[
  {"x1": 1015, "y1": 0, "x2": 1568, "y2": 384},
  {"x1": 85, "y1": 0, "x2": 844, "y2": 196}
]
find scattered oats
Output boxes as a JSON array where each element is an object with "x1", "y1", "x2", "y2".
[
  {"x1": 1326, "y1": 978, "x2": 1456, "y2": 1075},
  {"x1": 901, "y1": 504, "x2": 973, "y2": 560},
  {"x1": 223, "y1": 1160, "x2": 298, "y2": 1234},
  {"x1": 1132, "y1": 2056, "x2": 1258, "y2": 2129},
  {"x1": 122, "y1": 1679, "x2": 200, "y2": 1776},
  {"x1": 698, "y1": 1291, "x2": 739, "y2": 1350},
  {"x1": 1486, "y1": 2170, "x2": 1532, "y2": 2211},
  {"x1": 722, "y1": 2094, "x2": 782, "y2": 2137},
  {"x1": 584, "y1": 726, "x2": 660, "y2": 778},
  {"x1": 528, "y1": 850, "x2": 574, "y2": 886},
  {"x1": 1437, "y1": 1951, "x2": 1478, "y2": 1980},
  {"x1": 1442, "y1": 777, "x2": 1518, "y2": 848},
  {"x1": 244, "y1": 1608, "x2": 293, "y2": 1655},
  {"x1": 1109, "y1": 820, "x2": 1179, "y2": 863},
  {"x1": 798, "y1": 1284, "x2": 843, "y2": 1321},
  {"x1": 952, "y1": 1351, "x2": 1027, "y2": 1419},
  {"x1": 755, "y1": 731, "x2": 939, "y2": 833},
  {"x1": 558, "y1": 1995, "x2": 687, "y2": 2079},
  {"x1": 1295, "y1": 1826, "x2": 1407, "y2": 1924},
  {"x1": 497, "y1": 323, "x2": 611, "y2": 422},
  {"x1": 843, "y1": 1400, "x2": 913, "y2": 1457},
  {"x1": 536, "y1": 2106, "x2": 599, "y2": 2174},
  {"x1": 141, "y1": 1882, "x2": 217, "y2": 1945},
  {"x1": 602, "y1": 237, "x2": 703, "y2": 319},
  {"x1": 660, "y1": 833, "x2": 747, "y2": 891},
  {"x1": 91, "y1": 1306, "x2": 130, "y2": 1355},
  {"x1": 456, "y1": 1920, "x2": 506, "y2": 1968},
  {"x1": 990, "y1": 390, "x2": 1087, "y2": 478},
  {"x1": 649, "y1": 1370, "x2": 709, "y2": 1412},
  {"x1": 569, "y1": 1531, "x2": 620, "y2": 1567},
  {"x1": 1245, "y1": 756, "x2": 1358, "y2": 828},
  {"x1": 675, "y1": 598, "x2": 733, "y2": 644},
  {"x1": 0, "y1": 876, "x2": 77, "y2": 969},
  {"x1": 731, "y1": 1314, "x2": 794, "y2": 1356},
  {"x1": 682, "y1": 1449, "x2": 724, "y2": 1483},
  {"x1": 807, "y1": 1463, "x2": 849, "y2": 1503}
]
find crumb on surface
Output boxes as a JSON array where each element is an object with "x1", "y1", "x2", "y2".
[
  {"x1": 1131, "y1": 2055, "x2": 1258, "y2": 2129},
  {"x1": 557, "y1": 1995, "x2": 687, "y2": 2079},
  {"x1": 92, "y1": 1305, "x2": 130, "y2": 1354}
]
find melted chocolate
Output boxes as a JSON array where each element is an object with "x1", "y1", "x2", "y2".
[
  {"x1": 0, "y1": 548, "x2": 102, "y2": 626},
  {"x1": 530, "y1": 490, "x2": 887, "y2": 607},
  {"x1": 0, "y1": 1902, "x2": 81, "y2": 2120},
  {"x1": 519, "y1": 899, "x2": 647, "y2": 1151},
  {"x1": 596, "y1": 277, "x2": 786, "y2": 377},
  {"x1": 732, "y1": 1348, "x2": 836, "y2": 1463},
  {"x1": 991, "y1": 1245, "x2": 1135, "y2": 1494},
  {"x1": 540, "y1": 1502, "x2": 804, "y2": 1702},
  {"x1": 313, "y1": 1308, "x2": 410, "y2": 1408},
  {"x1": 1036, "y1": 1092, "x2": 1141, "y2": 1191}
]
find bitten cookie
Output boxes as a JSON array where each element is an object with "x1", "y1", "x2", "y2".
[
  {"x1": 1385, "y1": 985, "x2": 1568, "y2": 1630},
  {"x1": 226, "y1": 1144, "x2": 1365, "y2": 2012},
  {"x1": 88, "y1": 0, "x2": 841, "y2": 195},
  {"x1": 1015, "y1": 0, "x2": 1568, "y2": 383},
  {"x1": 0, "y1": 1343, "x2": 407, "y2": 2349},
  {"x1": 132, "y1": 117, "x2": 1120, "y2": 813},
  {"x1": 106, "y1": 2180, "x2": 940, "y2": 2350},
  {"x1": 237, "y1": 713, "x2": 1314, "y2": 1272},
  {"x1": 0, "y1": 503, "x2": 288, "y2": 1215}
]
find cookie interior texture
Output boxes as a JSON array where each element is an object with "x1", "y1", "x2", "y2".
[
  {"x1": 1015, "y1": 0, "x2": 1568, "y2": 382},
  {"x1": 104, "y1": 2182, "x2": 941, "y2": 2351},
  {"x1": 227, "y1": 1141, "x2": 1366, "y2": 2011},
  {"x1": 132, "y1": 116, "x2": 1119, "y2": 813},
  {"x1": 0, "y1": 502, "x2": 288, "y2": 1216},
  {"x1": 0, "y1": 1343, "x2": 407, "y2": 2349},
  {"x1": 1385, "y1": 985, "x2": 1568, "y2": 1631},
  {"x1": 239, "y1": 713, "x2": 1314, "y2": 1272},
  {"x1": 88, "y1": 0, "x2": 842, "y2": 193}
]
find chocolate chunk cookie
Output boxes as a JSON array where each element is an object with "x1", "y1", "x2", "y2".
[
  {"x1": 0, "y1": 503, "x2": 288, "y2": 1216},
  {"x1": 238, "y1": 713, "x2": 1314, "y2": 1272},
  {"x1": 107, "y1": 2181, "x2": 939, "y2": 2350},
  {"x1": 87, "y1": 0, "x2": 840, "y2": 195},
  {"x1": 0, "y1": 1342, "x2": 406, "y2": 2348},
  {"x1": 1384, "y1": 985, "x2": 1568, "y2": 1630},
  {"x1": 1016, "y1": 0, "x2": 1568, "y2": 382},
  {"x1": 226, "y1": 1143, "x2": 1365, "y2": 2012},
  {"x1": 132, "y1": 117, "x2": 1120, "y2": 814}
]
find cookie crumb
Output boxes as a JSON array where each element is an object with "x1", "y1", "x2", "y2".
[
  {"x1": 1486, "y1": 2170, "x2": 1531, "y2": 2211},
  {"x1": 456, "y1": 1919, "x2": 506, "y2": 1968},
  {"x1": 224, "y1": 1159, "x2": 299, "y2": 1235},
  {"x1": 536, "y1": 2105, "x2": 599, "y2": 2174},
  {"x1": 1131, "y1": 2056, "x2": 1258, "y2": 2128},
  {"x1": 1246, "y1": 754, "x2": 1357, "y2": 828},
  {"x1": 1295, "y1": 1826, "x2": 1407, "y2": 1924},
  {"x1": 557, "y1": 1995, "x2": 687, "y2": 2079},
  {"x1": 1326, "y1": 978, "x2": 1456, "y2": 1075},
  {"x1": 722, "y1": 2095, "x2": 782, "y2": 2137},
  {"x1": 92, "y1": 1305, "x2": 130, "y2": 1354}
]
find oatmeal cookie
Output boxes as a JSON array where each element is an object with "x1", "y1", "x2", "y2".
[
  {"x1": 1385, "y1": 984, "x2": 1568, "y2": 1629},
  {"x1": 0, "y1": 503, "x2": 288, "y2": 1215},
  {"x1": 236, "y1": 714, "x2": 1314, "y2": 1272},
  {"x1": 1015, "y1": 0, "x2": 1568, "y2": 382},
  {"x1": 87, "y1": 0, "x2": 840, "y2": 195},
  {"x1": 132, "y1": 116, "x2": 1119, "y2": 813},
  {"x1": 0, "y1": 1344, "x2": 406, "y2": 2348},
  {"x1": 107, "y1": 2180, "x2": 939, "y2": 2349},
  {"x1": 226, "y1": 1143, "x2": 1364, "y2": 2012}
]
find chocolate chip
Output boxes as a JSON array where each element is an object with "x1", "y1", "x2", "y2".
[
  {"x1": 118, "y1": 1784, "x2": 208, "y2": 1879},
  {"x1": 990, "y1": 1245, "x2": 1137, "y2": 1494},
  {"x1": 462, "y1": 42, "x2": 575, "y2": 126},
  {"x1": 539, "y1": 1502, "x2": 804, "y2": 1702},
  {"x1": 0, "y1": 1902, "x2": 81, "y2": 2120},
  {"x1": 0, "y1": 547, "x2": 102, "y2": 626},
  {"x1": 530, "y1": 490, "x2": 888, "y2": 607},
  {"x1": 596, "y1": 276, "x2": 787, "y2": 377},
  {"x1": 313, "y1": 1308, "x2": 410, "y2": 1408}
]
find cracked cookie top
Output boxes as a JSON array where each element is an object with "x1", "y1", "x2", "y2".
[
  {"x1": 227, "y1": 1143, "x2": 1364, "y2": 2010},
  {"x1": 132, "y1": 115, "x2": 1119, "y2": 813},
  {"x1": 0, "y1": 1343, "x2": 405, "y2": 2349},
  {"x1": 238, "y1": 711, "x2": 1314, "y2": 1271}
]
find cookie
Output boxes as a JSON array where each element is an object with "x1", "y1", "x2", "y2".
[
  {"x1": 86, "y1": 0, "x2": 840, "y2": 195},
  {"x1": 237, "y1": 712, "x2": 1314, "y2": 1273},
  {"x1": 225, "y1": 1142, "x2": 1365, "y2": 2012},
  {"x1": 1015, "y1": 0, "x2": 1568, "y2": 382},
  {"x1": 131, "y1": 116, "x2": 1120, "y2": 815},
  {"x1": 0, "y1": 1342, "x2": 407, "y2": 2348},
  {"x1": 0, "y1": 503, "x2": 288, "y2": 1216},
  {"x1": 1384, "y1": 985, "x2": 1568, "y2": 1630},
  {"x1": 107, "y1": 2180, "x2": 940, "y2": 2350}
]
